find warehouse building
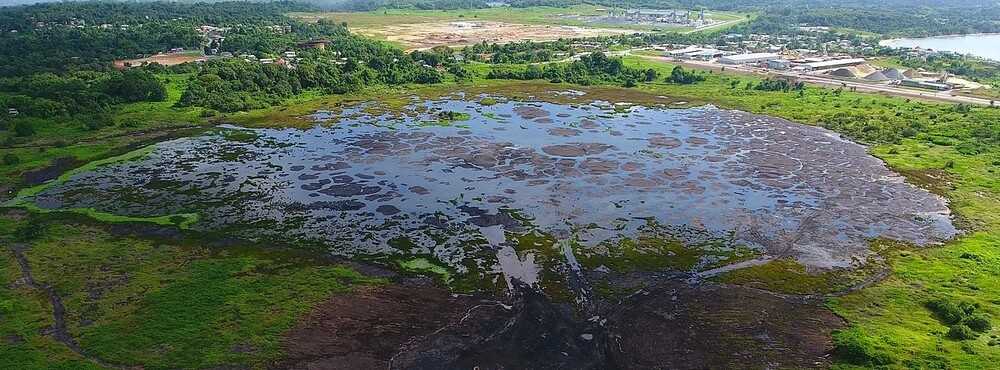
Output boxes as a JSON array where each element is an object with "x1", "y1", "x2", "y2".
[
  {"x1": 899, "y1": 79, "x2": 951, "y2": 91},
  {"x1": 719, "y1": 52, "x2": 780, "y2": 65},
  {"x1": 800, "y1": 58, "x2": 866, "y2": 71},
  {"x1": 767, "y1": 59, "x2": 792, "y2": 70}
]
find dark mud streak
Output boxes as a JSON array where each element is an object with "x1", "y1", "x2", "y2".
[
  {"x1": 8, "y1": 243, "x2": 133, "y2": 370},
  {"x1": 604, "y1": 281, "x2": 845, "y2": 369},
  {"x1": 279, "y1": 277, "x2": 842, "y2": 370}
]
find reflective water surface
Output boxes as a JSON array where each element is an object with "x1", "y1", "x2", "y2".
[{"x1": 32, "y1": 97, "x2": 956, "y2": 275}]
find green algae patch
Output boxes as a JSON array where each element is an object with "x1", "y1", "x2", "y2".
[
  {"x1": 399, "y1": 257, "x2": 453, "y2": 283},
  {"x1": 714, "y1": 258, "x2": 842, "y2": 295},
  {"x1": 576, "y1": 236, "x2": 698, "y2": 273},
  {"x1": 508, "y1": 230, "x2": 575, "y2": 302},
  {"x1": 2, "y1": 144, "x2": 200, "y2": 230},
  {"x1": 220, "y1": 128, "x2": 260, "y2": 143}
]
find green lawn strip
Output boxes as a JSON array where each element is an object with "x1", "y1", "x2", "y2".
[{"x1": 22, "y1": 223, "x2": 381, "y2": 369}]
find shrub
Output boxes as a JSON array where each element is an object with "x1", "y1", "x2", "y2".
[
  {"x1": 2, "y1": 153, "x2": 19, "y2": 165},
  {"x1": 948, "y1": 324, "x2": 978, "y2": 340},
  {"x1": 666, "y1": 66, "x2": 704, "y2": 85},
  {"x1": 833, "y1": 328, "x2": 895, "y2": 366},
  {"x1": 14, "y1": 219, "x2": 43, "y2": 241},
  {"x1": 927, "y1": 299, "x2": 971, "y2": 324},
  {"x1": 967, "y1": 314, "x2": 992, "y2": 333},
  {"x1": 118, "y1": 119, "x2": 142, "y2": 128},
  {"x1": 13, "y1": 121, "x2": 35, "y2": 137}
]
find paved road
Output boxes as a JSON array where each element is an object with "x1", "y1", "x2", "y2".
[{"x1": 637, "y1": 54, "x2": 997, "y2": 106}]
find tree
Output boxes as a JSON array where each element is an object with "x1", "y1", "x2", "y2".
[
  {"x1": 644, "y1": 68, "x2": 658, "y2": 82},
  {"x1": 666, "y1": 66, "x2": 704, "y2": 85},
  {"x1": 104, "y1": 70, "x2": 167, "y2": 103}
]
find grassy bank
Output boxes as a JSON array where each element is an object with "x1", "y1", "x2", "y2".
[
  {"x1": 0, "y1": 215, "x2": 381, "y2": 369},
  {"x1": 0, "y1": 74, "x2": 207, "y2": 190}
]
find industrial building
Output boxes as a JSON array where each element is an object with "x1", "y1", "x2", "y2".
[
  {"x1": 767, "y1": 59, "x2": 792, "y2": 70},
  {"x1": 800, "y1": 58, "x2": 866, "y2": 71},
  {"x1": 899, "y1": 79, "x2": 952, "y2": 91},
  {"x1": 719, "y1": 53, "x2": 780, "y2": 65},
  {"x1": 686, "y1": 49, "x2": 725, "y2": 61}
]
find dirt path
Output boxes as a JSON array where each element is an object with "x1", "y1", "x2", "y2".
[{"x1": 8, "y1": 243, "x2": 133, "y2": 370}]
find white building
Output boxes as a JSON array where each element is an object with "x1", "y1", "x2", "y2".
[
  {"x1": 767, "y1": 59, "x2": 792, "y2": 70},
  {"x1": 686, "y1": 49, "x2": 725, "y2": 61},
  {"x1": 719, "y1": 52, "x2": 780, "y2": 65},
  {"x1": 801, "y1": 58, "x2": 866, "y2": 71}
]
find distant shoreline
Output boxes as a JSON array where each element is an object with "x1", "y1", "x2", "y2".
[
  {"x1": 879, "y1": 32, "x2": 1000, "y2": 46},
  {"x1": 879, "y1": 33, "x2": 1000, "y2": 62}
]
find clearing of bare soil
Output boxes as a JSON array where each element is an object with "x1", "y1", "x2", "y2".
[
  {"x1": 277, "y1": 278, "x2": 843, "y2": 369},
  {"x1": 355, "y1": 20, "x2": 639, "y2": 50},
  {"x1": 112, "y1": 52, "x2": 209, "y2": 69}
]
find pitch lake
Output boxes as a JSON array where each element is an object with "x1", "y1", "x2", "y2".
[{"x1": 28, "y1": 94, "x2": 957, "y2": 285}]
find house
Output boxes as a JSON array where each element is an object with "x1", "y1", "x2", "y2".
[
  {"x1": 297, "y1": 40, "x2": 330, "y2": 50},
  {"x1": 8, "y1": 108, "x2": 19, "y2": 116},
  {"x1": 283, "y1": 51, "x2": 297, "y2": 59}
]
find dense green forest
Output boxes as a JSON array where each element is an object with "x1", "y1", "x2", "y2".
[
  {"x1": 0, "y1": 1, "x2": 453, "y2": 136},
  {"x1": 486, "y1": 52, "x2": 659, "y2": 87},
  {"x1": 179, "y1": 24, "x2": 446, "y2": 112}
]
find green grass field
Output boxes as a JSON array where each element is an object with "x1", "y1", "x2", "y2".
[{"x1": 290, "y1": 5, "x2": 746, "y2": 33}]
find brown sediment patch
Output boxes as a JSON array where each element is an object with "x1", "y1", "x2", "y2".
[
  {"x1": 579, "y1": 158, "x2": 619, "y2": 175},
  {"x1": 649, "y1": 136, "x2": 682, "y2": 149},
  {"x1": 541, "y1": 143, "x2": 613, "y2": 157},
  {"x1": 513, "y1": 106, "x2": 550, "y2": 119},
  {"x1": 408, "y1": 185, "x2": 430, "y2": 195},
  {"x1": 279, "y1": 278, "x2": 845, "y2": 370},
  {"x1": 277, "y1": 281, "x2": 489, "y2": 370},
  {"x1": 685, "y1": 136, "x2": 709, "y2": 145},
  {"x1": 621, "y1": 162, "x2": 644, "y2": 172},
  {"x1": 606, "y1": 281, "x2": 845, "y2": 369},
  {"x1": 579, "y1": 119, "x2": 600, "y2": 129},
  {"x1": 897, "y1": 168, "x2": 955, "y2": 197},
  {"x1": 705, "y1": 155, "x2": 727, "y2": 162},
  {"x1": 547, "y1": 127, "x2": 583, "y2": 137},
  {"x1": 278, "y1": 282, "x2": 604, "y2": 369}
]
